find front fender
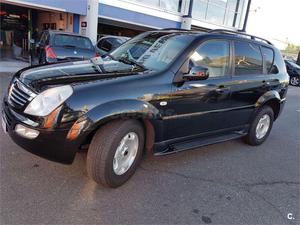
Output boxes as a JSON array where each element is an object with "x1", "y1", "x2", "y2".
[{"x1": 85, "y1": 99, "x2": 161, "y2": 129}]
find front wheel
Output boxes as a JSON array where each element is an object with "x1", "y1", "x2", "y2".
[
  {"x1": 290, "y1": 76, "x2": 300, "y2": 86},
  {"x1": 87, "y1": 120, "x2": 145, "y2": 187},
  {"x1": 244, "y1": 106, "x2": 274, "y2": 146}
]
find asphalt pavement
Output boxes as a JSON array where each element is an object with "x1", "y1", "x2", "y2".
[{"x1": 0, "y1": 72, "x2": 299, "y2": 225}]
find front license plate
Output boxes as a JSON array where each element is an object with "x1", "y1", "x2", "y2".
[{"x1": 2, "y1": 116, "x2": 7, "y2": 134}]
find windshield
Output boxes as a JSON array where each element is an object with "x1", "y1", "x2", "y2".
[
  {"x1": 53, "y1": 34, "x2": 94, "y2": 50},
  {"x1": 110, "y1": 32, "x2": 195, "y2": 72},
  {"x1": 287, "y1": 60, "x2": 300, "y2": 69}
]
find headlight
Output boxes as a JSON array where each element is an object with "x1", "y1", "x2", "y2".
[{"x1": 24, "y1": 85, "x2": 73, "y2": 116}]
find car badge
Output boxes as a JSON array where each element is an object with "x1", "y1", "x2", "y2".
[{"x1": 74, "y1": 51, "x2": 77, "y2": 54}]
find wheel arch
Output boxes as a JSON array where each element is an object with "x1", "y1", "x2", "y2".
[
  {"x1": 255, "y1": 90, "x2": 282, "y2": 121},
  {"x1": 82, "y1": 100, "x2": 159, "y2": 152}
]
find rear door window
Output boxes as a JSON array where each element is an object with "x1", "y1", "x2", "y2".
[
  {"x1": 234, "y1": 41, "x2": 263, "y2": 75},
  {"x1": 100, "y1": 39, "x2": 113, "y2": 52}
]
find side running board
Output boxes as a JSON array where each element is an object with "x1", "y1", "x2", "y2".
[{"x1": 155, "y1": 131, "x2": 247, "y2": 156}]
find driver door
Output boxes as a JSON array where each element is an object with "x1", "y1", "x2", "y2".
[{"x1": 165, "y1": 40, "x2": 234, "y2": 140}]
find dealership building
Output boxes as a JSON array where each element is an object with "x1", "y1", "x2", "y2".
[{"x1": 0, "y1": 0, "x2": 251, "y2": 59}]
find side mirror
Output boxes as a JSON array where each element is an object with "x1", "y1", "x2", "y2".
[{"x1": 183, "y1": 66, "x2": 209, "y2": 81}]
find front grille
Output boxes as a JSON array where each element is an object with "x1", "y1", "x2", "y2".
[{"x1": 8, "y1": 79, "x2": 37, "y2": 109}]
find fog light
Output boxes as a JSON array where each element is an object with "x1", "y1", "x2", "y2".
[{"x1": 15, "y1": 124, "x2": 39, "y2": 139}]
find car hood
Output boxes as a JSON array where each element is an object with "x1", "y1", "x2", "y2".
[{"x1": 17, "y1": 58, "x2": 141, "y2": 91}]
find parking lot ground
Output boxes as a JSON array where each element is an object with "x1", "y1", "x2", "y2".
[{"x1": 1, "y1": 72, "x2": 299, "y2": 225}]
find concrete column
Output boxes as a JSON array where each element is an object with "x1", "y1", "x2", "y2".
[
  {"x1": 80, "y1": 0, "x2": 98, "y2": 44},
  {"x1": 181, "y1": 0, "x2": 193, "y2": 30},
  {"x1": 73, "y1": 14, "x2": 80, "y2": 33}
]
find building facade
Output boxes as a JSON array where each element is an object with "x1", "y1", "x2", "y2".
[{"x1": 0, "y1": 0, "x2": 250, "y2": 58}]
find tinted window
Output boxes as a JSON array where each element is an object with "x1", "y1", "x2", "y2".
[
  {"x1": 110, "y1": 38, "x2": 126, "y2": 48},
  {"x1": 261, "y1": 47, "x2": 274, "y2": 73},
  {"x1": 100, "y1": 39, "x2": 113, "y2": 52},
  {"x1": 234, "y1": 41, "x2": 263, "y2": 75},
  {"x1": 97, "y1": 39, "x2": 104, "y2": 49},
  {"x1": 190, "y1": 40, "x2": 230, "y2": 78},
  {"x1": 53, "y1": 34, "x2": 94, "y2": 50}
]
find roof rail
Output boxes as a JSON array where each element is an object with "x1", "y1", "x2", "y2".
[
  {"x1": 159, "y1": 28, "x2": 191, "y2": 32},
  {"x1": 208, "y1": 29, "x2": 273, "y2": 46}
]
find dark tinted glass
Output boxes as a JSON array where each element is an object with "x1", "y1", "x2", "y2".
[
  {"x1": 234, "y1": 41, "x2": 263, "y2": 75},
  {"x1": 101, "y1": 39, "x2": 113, "y2": 51},
  {"x1": 191, "y1": 40, "x2": 230, "y2": 78},
  {"x1": 97, "y1": 39, "x2": 103, "y2": 49},
  {"x1": 261, "y1": 46, "x2": 274, "y2": 73},
  {"x1": 53, "y1": 34, "x2": 93, "y2": 50}
]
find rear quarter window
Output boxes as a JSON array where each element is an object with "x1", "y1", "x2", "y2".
[
  {"x1": 234, "y1": 41, "x2": 263, "y2": 75},
  {"x1": 261, "y1": 46, "x2": 275, "y2": 74}
]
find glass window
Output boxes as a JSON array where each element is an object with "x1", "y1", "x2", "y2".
[
  {"x1": 191, "y1": 40, "x2": 230, "y2": 78},
  {"x1": 234, "y1": 41, "x2": 263, "y2": 75},
  {"x1": 110, "y1": 32, "x2": 195, "y2": 72},
  {"x1": 128, "y1": 0, "x2": 186, "y2": 13},
  {"x1": 224, "y1": 8, "x2": 235, "y2": 27},
  {"x1": 261, "y1": 47, "x2": 274, "y2": 74},
  {"x1": 100, "y1": 39, "x2": 113, "y2": 52},
  {"x1": 53, "y1": 34, "x2": 94, "y2": 50},
  {"x1": 192, "y1": 0, "x2": 246, "y2": 29},
  {"x1": 206, "y1": 4, "x2": 226, "y2": 25},
  {"x1": 193, "y1": 0, "x2": 208, "y2": 20},
  {"x1": 160, "y1": 0, "x2": 182, "y2": 12}
]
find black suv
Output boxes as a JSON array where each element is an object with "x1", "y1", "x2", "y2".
[{"x1": 2, "y1": 29, "x2": 289, "y2": 187}]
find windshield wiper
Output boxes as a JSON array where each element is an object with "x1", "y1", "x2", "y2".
[
  {"x1": 107, "y1": 54, "x2": 146, "y2": 71},
  {"x1": 119, "y1": 57, "x2": 146, "y2": 71}
]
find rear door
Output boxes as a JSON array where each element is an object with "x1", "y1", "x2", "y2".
[
  {"x1": 165, "y1": 39, "x2": 233, "y2": 140},
  {"x1": 229, "y1": 41, "x2": 274, "y2": 127}
]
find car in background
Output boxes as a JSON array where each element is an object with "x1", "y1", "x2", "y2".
[
  {"x1": 285, "y1": 59, "x2": 300, "y2": 86},
  {"x1": 36, "y1": 30, "x2": 97, "y2": 64},
  {"x1": 96, "y1": 35, "x2": 129, "y2": 56}
]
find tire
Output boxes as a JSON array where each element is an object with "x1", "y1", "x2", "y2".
[
  {"x1": 289, "y1": 76, "x2": 300, "y2": 86},
  {"x1": 87, "y1": 119, "x2": 145, "y2": 187},
  {"x1": 244, "y1": 106, "x2": 274, "y2": 146}
]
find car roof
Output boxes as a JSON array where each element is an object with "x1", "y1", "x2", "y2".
[
  {"x1": 45, "y1": 30, "x2": 88, "y2": 38},
  {"x1": 148, "y1": 29, "x2": 274, "y2": 48}
]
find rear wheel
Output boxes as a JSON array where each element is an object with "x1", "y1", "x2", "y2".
[
  {"x1": 290, "y1": 76, "x2": 300, "y2": 86},
  {"x1": 87, "y1": 120, "x2": 145, "y2": 187},
  {"x1": 244, "y1": 106, "x2": 274, "y2": 146}
]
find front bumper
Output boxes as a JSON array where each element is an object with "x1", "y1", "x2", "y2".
[{"x1": 2, "y1": 101, "x2": 83, "y2": 164}]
